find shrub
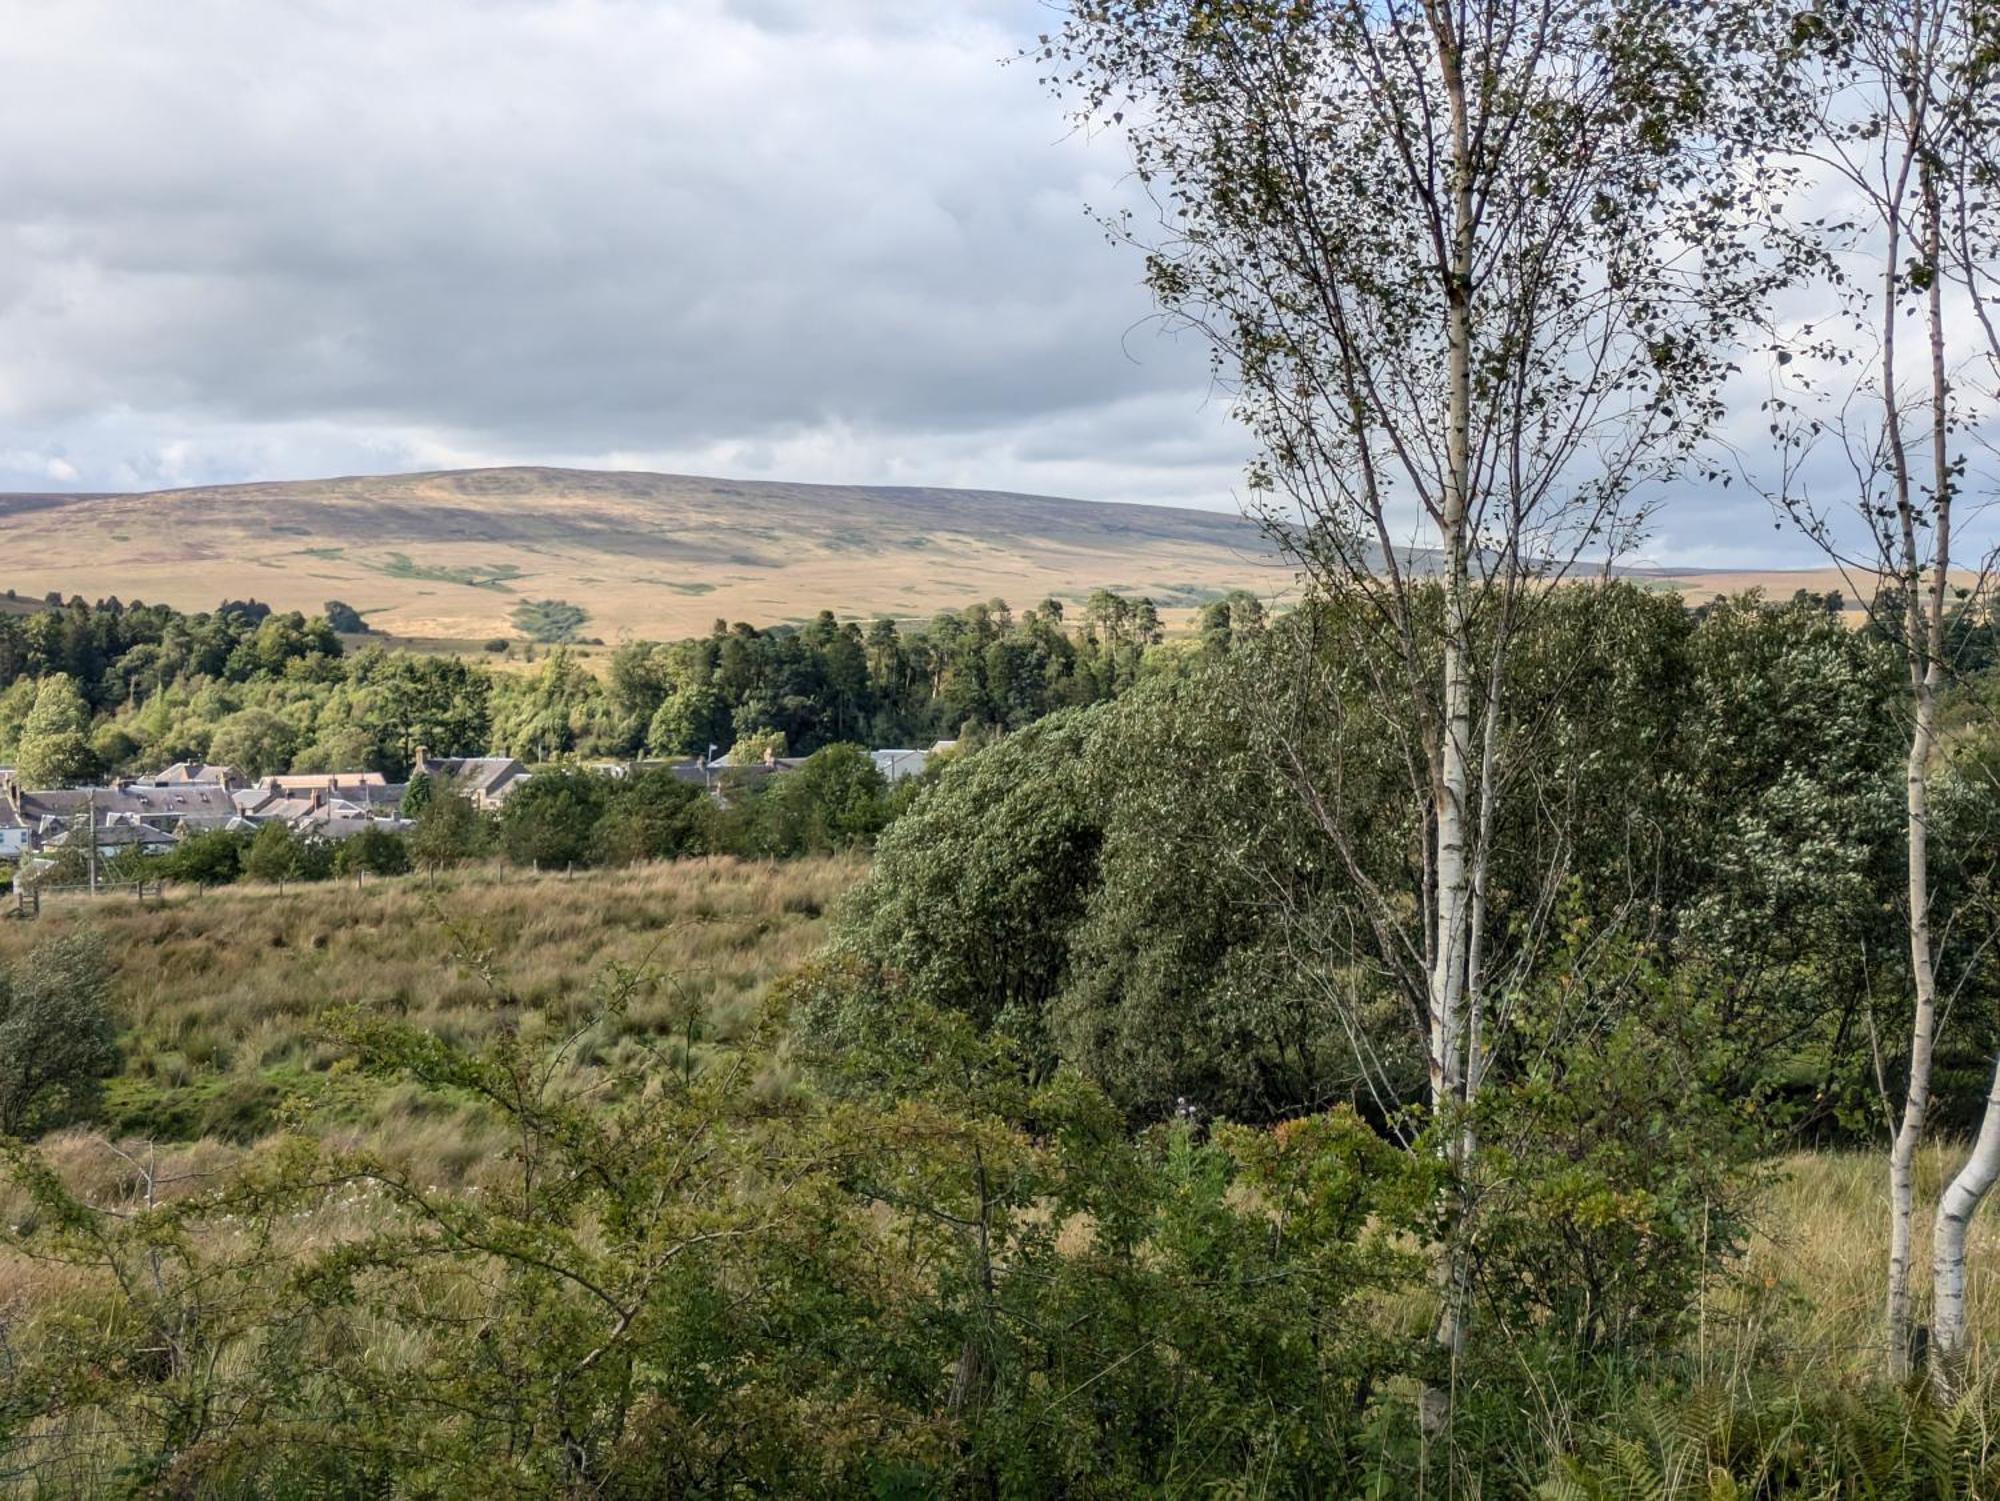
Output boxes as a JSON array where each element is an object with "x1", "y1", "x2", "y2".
[
  {"x1": 0, "y1": 945, "x2": 1430, "y2": 1495},
  {"x1": 498, "y1": 765, "x2": 608, "y2": 869},
  {"x1": 1466, "y1": 931, "x2": 1770, "y2": 1356},
  {"x1": 757, "y1": 743, "x2": 888, "y2": 856},
  {"x1": 0, "y1": 930, "x2": 118, "y2": 1136},
  {"x1": 243, "y1": 821, "x2": 306, "y2": 885},
  {"x1": 407, "y1": 790, "x2": 488, "y2": 872},
  {"x1": 832, "y1": 707, "x2": 1111, "y2": 1072},
  {"x1": 596, "y1": 768, "x2": 711, "y2": 864},
  {"x1": 332, "y1": 825, "x2": 411, "y2": 877},
  {"x1": 398, "y1": 770, "x2": 434, "y2": 818},
  {"x1": 161, "y1": 828, "x2": 251, "y2": 887},
  {"x1": 323, "y1": 600, "x2": 368, "y2": 634}
]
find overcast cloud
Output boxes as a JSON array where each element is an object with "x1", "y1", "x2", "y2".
[{"x1": 0, "y1": 1, "x2": 1973, "y2": 566}]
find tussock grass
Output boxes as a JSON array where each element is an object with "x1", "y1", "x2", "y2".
[
  {"x1": 13, "y1": 861, "x2": 2000, "y2": 1471},
  {"x1": 0, "y1": 855, "x2": 864, "y2": 1157},
  {"x1": 1728, "y1": 1145, "x2": 2000, "y2": 1375}
]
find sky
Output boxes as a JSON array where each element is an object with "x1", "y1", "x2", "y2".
[{"x1": 0, "y1": 0, "x2": 1967, "y2": 567}]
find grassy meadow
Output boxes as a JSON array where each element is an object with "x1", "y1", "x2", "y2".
[
  {"x1": 5, "y1": 855, "x2": 1998, "y2": 1373},
  {"x1": 0, "y1": 856, "x2": 861, "y2": 1171},
  {"x1": 0, "y1": 466, "x2": 1283, "y2": 642},
  {"x1": 7, "y1": 852, "x2": 2000, "y2": 1494}
]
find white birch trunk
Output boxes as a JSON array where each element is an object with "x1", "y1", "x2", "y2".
[
  {"x1": 1421, "y1": 3, "x2": 1477, "y2": 1436},
  {"x1": 1934, "y1": 1059, "x2": 2000, "y2": 1370},
  {"x1": 1877, "y1": 132, "x2": 1943, "y2": 1383},
  {"x1": 1921, "y1": 142, "x2": 1987, "y2": 1380},
  {"x1": 1889, "y1": 671, "x2": 1940, "y2": 1378}
]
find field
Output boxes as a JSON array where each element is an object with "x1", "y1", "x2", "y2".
[
  {"x1": 4, "y1": 857, "x2": 1997, "y2": 1374},
  {"x1": 6, "y1": 854, "x2": 2000, "y2": 1496},
  {"x1": 3, "y1": 465, "x2": 1903, "y2": 649},
  {"x1": 0, "y1": 856, "x2": 861, "y2": 1165},
  {"x1": 0, "y1": 467, "x2": 1292, "y2": 642}
]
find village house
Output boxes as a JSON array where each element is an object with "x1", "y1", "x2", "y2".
[
  {"x1": 44, "y1": 816, "x2": 182, "y2": 859},
  {"x1": 0, "y1": 797, "x2": 27, "y2": 859},
  {"x1": 2, "y1": 764, "x2": 417, "y2": 858},
  {"x1": 235, "y1": 776, "x2": 408, "y2": 820},
  {"x1": 301, "y1": 812, "x2": 414, "y2": 842},
  {"x1": 412, "y1": 749, "x2": 529, "y2": 811},
  {"x1": 8, "y1": 780, "x2": 241, "y2": 835},
  {"x1": 144, "y1": 762, "x2": 246, "y2": 790},
  {"x1": 262, "y1": 771, "x2": 389, "y2": 793}
]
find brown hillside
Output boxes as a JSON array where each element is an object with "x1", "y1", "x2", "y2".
[{"x1": 0, "y1": 466, "x2": 1291, "y2": 640}]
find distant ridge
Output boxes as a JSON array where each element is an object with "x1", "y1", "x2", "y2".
[{"x1": 0, "y1": 466, "x2": 1289, "y2": 641}]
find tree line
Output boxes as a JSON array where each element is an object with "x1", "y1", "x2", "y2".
[{"x1": 0, "y1": 587, "x2": 1257, "y2": 785}]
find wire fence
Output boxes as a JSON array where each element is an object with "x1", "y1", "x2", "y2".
[{"x1": 8, "y1": 879, "x2": 168, "y2": 919}]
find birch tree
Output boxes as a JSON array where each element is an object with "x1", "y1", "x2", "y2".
[
  {"x1": 1044, "y1": 0, "x2": 1800, "y2": 1426},
  {"x1": 1923, "y1": 0, "x2": 2000, "y2": 1376},
  {"x1": 1764, "y1": 0, "x2": 2000, "y2": 1380}
]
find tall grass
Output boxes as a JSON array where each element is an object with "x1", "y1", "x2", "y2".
[
  {"x1": 12, "y1": 858, "x2": 2000, "y2": 1494},
  {"x1": 1724, "y1": 1146, "x2": 2000, "y2": 1378},
  {"x1": 0, "y1": 855, "x2": 864, "y2": 1162}
]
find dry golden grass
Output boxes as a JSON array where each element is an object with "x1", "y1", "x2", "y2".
[
  {"x1": 1633, "y1": 563, "x2": 1992, "y2": 624},
  {"x1": 1723, "y1": 1144, "x2": 2000, "y2": 1376},
  {"x1": 0, "y1": 855, "x2": 866, "y2": 1158}
]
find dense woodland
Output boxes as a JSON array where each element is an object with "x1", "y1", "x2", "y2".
[
  {"x1": 0, "y1": 587, "x2": 1266, "y2": 784},
  {"x1": 14, "y1": 0, "x2": 2000, "y2": 1495}
]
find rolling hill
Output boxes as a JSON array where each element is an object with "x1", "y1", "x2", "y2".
[
  {"x1": 0, "y1": 465, "x2": 1874, "y2": 643},
  {"x1": 0, "y1": 467, "x2": 1293, "y2": 641}
]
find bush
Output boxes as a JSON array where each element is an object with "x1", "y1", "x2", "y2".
[
  {"x1": 407, "y1": 790, "x2": 488, "y2": 872},
  {"x1": 0, "y1": 947, "x2": 1431, "y2": 1495},
  {"x1": 332, "y1": 825, "x2": 411, "y2": 877},
  {"x1": 399, "y1": 770, "x2": 434, "y2": 818},
  {"x1": 596, "y1": 768, "x2": 711, "y2": 864},
  {"x1": 0, "y1": 930, "x2": 118, "y2": 1136},
  {"x1": 161, "y1": 827, "x2": 251, "y2": 887},
  {"x1": 834, "y1": 710, "x2": 1109, "y2": 1067},
  {"x1": 243, "y1": 821, "x2": 304, "y2": 885},
  {"x1": 498, "y1": 765, "x2": 608, "y2": 869},
  {"x1": 323, "y1": 600, "x2": 368, "y2": 634},
  {"x1": 757, "y1": 743, "x2": 889, "y2": 856},
  {"x1": 1465, "y1": 930, "x2": 1769, "y2": 1356}
]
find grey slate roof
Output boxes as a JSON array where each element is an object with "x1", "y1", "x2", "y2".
[
  {"x1": 47, "y1": 821, "x2": 177, "y2": 851},
  {"x1": 308, "y1": 814, "x2": 414, "y2": 841},
  {"x1": 413, "y1": 753, "x2": 528, "y2": 804},
  {"x1": 19, "y1": 784, "x2": 240, "y2": 825},
  {"x1": 145, "y1": 762, "x2": 243, "y2": 788},
  {"x1": 263, "y1": 772, "x2": 389, "y2": 792}
]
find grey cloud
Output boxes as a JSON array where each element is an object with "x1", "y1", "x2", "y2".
[
  {"x1": 1, "y1": 0, "x2": 1219, "y2": 486},
  {"x1": 0, "y1": 0, "x2": 1959, "y2": 567}
]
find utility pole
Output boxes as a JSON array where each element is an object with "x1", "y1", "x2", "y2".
[{"x1": 86, "y1": 789, "x2": 98, "y2": 896}]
